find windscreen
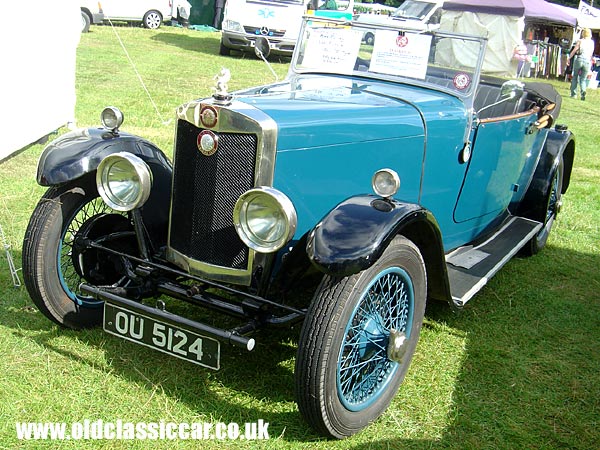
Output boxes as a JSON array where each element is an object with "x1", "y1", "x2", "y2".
[
  {"x1": 392, "y1": 1, "x2": 436, "y2": 20},
  {"x1": 292, "y1": 17, "x2": 486, "y2": 97}
]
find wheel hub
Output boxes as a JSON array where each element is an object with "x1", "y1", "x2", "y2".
[
  {"x1": 356, "y1": 317, "x2": 387, "y2": 360},
  {"x1": 556, "y1": 199, "x2": 563, "y2": 214},
  {"x1": 387, "y1": 328, "x2": 408, "y2": 363},
  {"x1": 71, "y1": 213, "x2": 136, "y2": 284}
]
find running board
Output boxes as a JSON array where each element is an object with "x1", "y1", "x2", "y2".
[{"x1": 446, "y1": 217, "x2": 542, "y2": 307}]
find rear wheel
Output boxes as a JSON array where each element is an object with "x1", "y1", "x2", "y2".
[
  {"x1": 295, "y1": 236, "x2": 427, "y2": 438},
  {"x1": 22, "y1": 176, "x2": 135, "y2": 329},
  {"x1": 143, "y1": 10, "x2": 162, "y2": 29},
  {"x1": 523, "y1": 158, "x2": 563, "y2": 256},
  {"x1": 81, "y1": 11, "x2": 91, "y2": 33}
]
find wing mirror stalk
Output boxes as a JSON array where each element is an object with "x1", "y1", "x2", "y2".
[
  {"x1": 254, "y1": 36, "x2": 279, "y2": 82},
  {"x1": 477, "y1": 80, "x2": 525, "y2": 116}
]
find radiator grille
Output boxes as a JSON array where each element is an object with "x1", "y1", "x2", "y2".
[{"x1": 169, "y1": 120, "x2": 257, "y2": 270}]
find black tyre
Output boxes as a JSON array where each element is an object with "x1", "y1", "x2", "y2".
[
  {"x1": 523, "y1": 158, "x2": 563, "y2": 256},
  {"x1": 219, "y1": 41, "x2": 231, "y2": 56},
  {"x1": 81, "y1": 11, "x2": 91, "y2": 33},
  {"x1": 143, "y1": 10, "x2": 162, "y2": 29},
  {"x1": 295, "y1": 236, "x2": 427, "y2": 438},
  {"x1": 364, "y1": 32, "x2": 375, "y2": 46},
  {"x1": 22, "y1": 176, "x2": 133, "y2": 329}
]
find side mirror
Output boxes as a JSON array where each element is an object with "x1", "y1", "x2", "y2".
[
  {"x1": 500, "y1": 80, "x2": 525, "y2": 101},
  {"x1": 255, "y1": 37, "x2": 271, "y2": 59}
]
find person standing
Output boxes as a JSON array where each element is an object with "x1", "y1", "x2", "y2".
[
  {"x1": 568, "y1": 28, "x2": 595, "y2": 101},
  {"x1": 214, "y1": 0, "x2": 225, "y2": 29}
]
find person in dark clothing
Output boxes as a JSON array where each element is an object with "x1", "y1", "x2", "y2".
[{"x1": 214, "y1": 0, "x2": 225, "y2": 29}]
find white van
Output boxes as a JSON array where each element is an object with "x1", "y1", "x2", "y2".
[
  {"x1": 220, "y1": 0, "x2": 354, "y2": 57},
  {"x1": 220, "y1": 0, "x2": 306, "y2": 57},
  {"x1": 95, "y1": 0, "x2": 190, "y2": 29}
]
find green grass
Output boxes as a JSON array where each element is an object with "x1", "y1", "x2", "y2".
[{"x1": 1, "y1": 24, "x2": 599, "y2": 449}]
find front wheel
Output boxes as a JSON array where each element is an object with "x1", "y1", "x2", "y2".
[
  {"x1": 295, "y1": 236, "x2": 427, "y2": 438},
  {"x1": 143, "y1": 10, "x2": 162, "y2": 29},
  {"x1": 219, "y1": 40, "x2": 231, "y2": 56},
  {"x1": 22, "y1": 176, "x2": 135, "y2": 329}
]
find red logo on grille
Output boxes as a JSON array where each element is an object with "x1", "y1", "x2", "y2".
[
  {"x1": 197, "y1": 130, "x2": 218, "y2": 156},
  {"x1": 200, "y1": 105, "x2": 218, "y2": 128}
]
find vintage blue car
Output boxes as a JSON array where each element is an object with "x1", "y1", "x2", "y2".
[{"x1": 23, "y1": 16, "x2": 574, "y2": 438}]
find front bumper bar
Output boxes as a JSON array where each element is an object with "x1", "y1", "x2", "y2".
[
  {"x1": 221, "y1": 32, "x2": 296, "y2": 56},
  {"x1": 81, "y1": 283, "x2": 256, "y2": 351}
]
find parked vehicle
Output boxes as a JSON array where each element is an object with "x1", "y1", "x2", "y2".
[
  {"x1": 220, "y1": 0, "x2": 305, "y2": 56},
  {"x1": 220, "y1": 0, "x2": 353, "y2": 57},
  {"x1": 23, "y1": 15, "x2": 575, "y2": 439},
  {"x1": 307, "y1": 0, "x2": 354, "y2": 19},
  {"x1": 97, "y1": 0, "x2": 186, "y2": 29},
  {"x1": 80, "y1": 1, "x2": 104, "y2": 32},
  {"x1": 355, "y1": 0, "x2": 442, "y2": 44}
]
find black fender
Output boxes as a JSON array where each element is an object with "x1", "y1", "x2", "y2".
[
  {"x1": 515, "y1": 127, "x2": 575, "y2": 221},
  {"x1": 307, "y1": 195, "x2": 452, "y2": 303},
  {"x1": 37, "y1": 127, "x2": 173, "y2": 248},
  {"x1": 544, "y1": 127, "x2": 575, "y2": 194}
]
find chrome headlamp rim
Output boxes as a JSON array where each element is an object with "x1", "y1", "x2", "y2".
[
  {"x1": 372, "y1": 168, "x2": 401, "y2": 198},
  {"x1": 96, "y1": 152, "x2": 153, "y2": 212},
  {"x1": 233, "y1": 187, "x2": 297, "y2": 254},
  {"x1": 101, "y1": 106, "x2": 124, "y2": 132}
]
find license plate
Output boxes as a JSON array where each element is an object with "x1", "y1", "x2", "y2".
[{"x1": 103, "y1": 303, "x2": 220, "y2": 370}]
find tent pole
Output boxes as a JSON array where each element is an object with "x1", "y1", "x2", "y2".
[{"x1": 1, "y1": 223, "x2": 21, "y2": 288}]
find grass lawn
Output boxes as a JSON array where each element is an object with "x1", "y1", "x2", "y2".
[{"x1": 0, "y1": 24, "x2": 599, "y2": 449}]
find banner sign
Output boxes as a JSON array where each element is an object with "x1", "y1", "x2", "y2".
[{"x1": 578, "y1": 1, "x2": 600, "y2": 30}]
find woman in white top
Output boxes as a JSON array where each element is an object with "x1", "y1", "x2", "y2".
[{"x1": 569, "y1": 28, "x2": 595, "y2": 100}]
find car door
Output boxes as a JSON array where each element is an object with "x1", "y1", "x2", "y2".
[{"x1": 454, "y1": 112, "x2": 540, "y2": 223}]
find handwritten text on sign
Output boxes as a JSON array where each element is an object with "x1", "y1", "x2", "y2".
[{"x1": 302, "y1": 28, "x2": 362, "y2": 73}]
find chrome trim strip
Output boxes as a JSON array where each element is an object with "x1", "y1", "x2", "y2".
[
  {"x1": 478, "y1": 107, "x2": 539, "y2": 124},
  {"x1": 166, "y1": 246, "x2": 255, "y2": 285}
]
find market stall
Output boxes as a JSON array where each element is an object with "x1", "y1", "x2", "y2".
[{"x1": 441, "y1": 0, "x2": 576, "y2": 77}]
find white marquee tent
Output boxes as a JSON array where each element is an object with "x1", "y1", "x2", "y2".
[{"x1": 0, "y1": 1, "x2": 80, "y2": 163}]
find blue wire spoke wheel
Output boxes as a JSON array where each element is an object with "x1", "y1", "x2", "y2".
[
  {"x1": 295, "y1": 235, "x2": 427, "y2": 439},
  {"x1": 336, "y1": 267, "x2": 414, "y2": 411},
  {"x1": 58, "y1": 197, "x2": 114, "y2": 306}
]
